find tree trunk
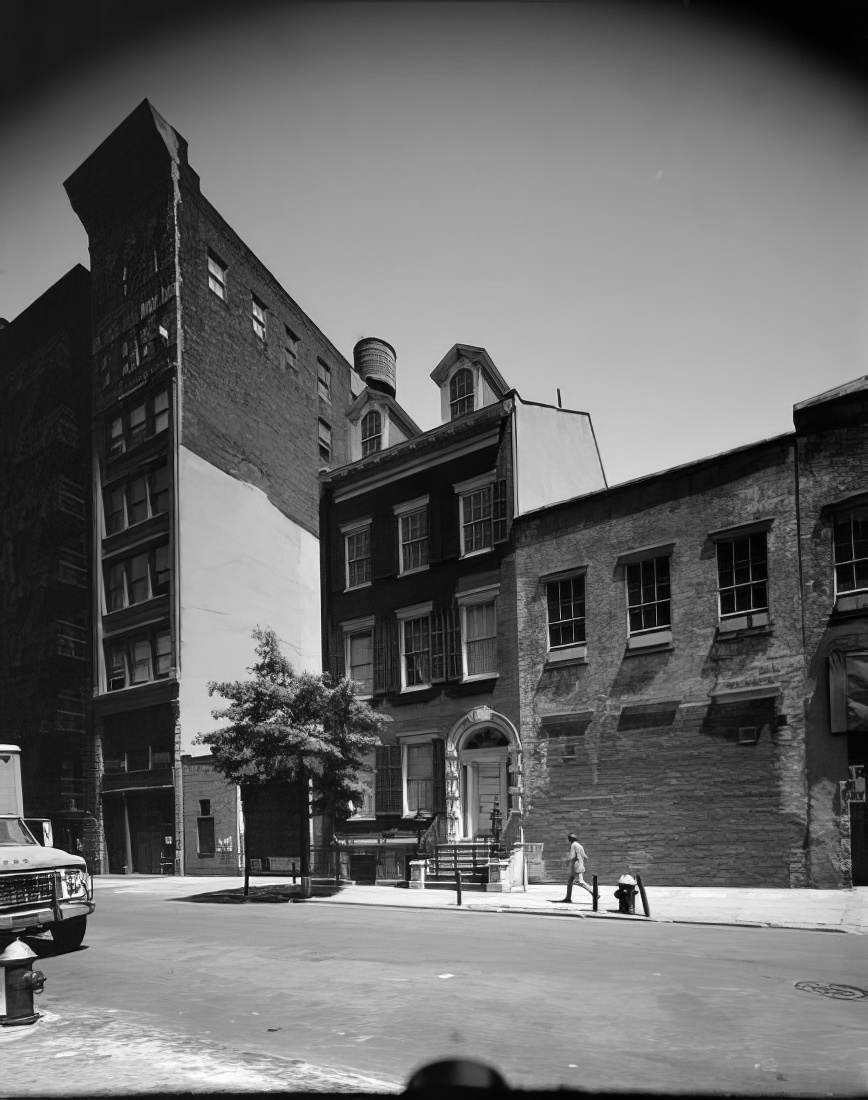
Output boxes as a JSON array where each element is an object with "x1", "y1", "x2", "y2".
[{"x1": 297, "y1": 767, "x2": 312, "y2": 899}]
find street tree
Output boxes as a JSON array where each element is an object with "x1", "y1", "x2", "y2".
[{"x1": 195, "y1": 626, "x2": 387, "y2": 893}]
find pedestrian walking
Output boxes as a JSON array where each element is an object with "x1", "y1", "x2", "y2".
[{"x1": 555, "y1": 832, "x2": 594, "y2": 903}]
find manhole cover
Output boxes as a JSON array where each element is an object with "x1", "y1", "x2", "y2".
[{"x1": 794, "y1": 981, "x2": 868, "y2": 1000}]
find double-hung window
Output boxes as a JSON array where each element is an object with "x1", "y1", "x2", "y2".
[
  {"x1": 318, "y1": 418, "x2": 332, "y2": 462},
  {"x1": 618, "y1": 544, "x2": 674, "y2": 650},
  {"x1": 398, "y1": 604, "x2": 433, "y2": 691},
  {"x1": 405, "y1": 742, "x2": 434, "y2": 812},
  {"x1": 106, "y1": 628, "x2": 172, "y2": 691},
  {"x1": 105, "y1": 389, "x2": 170, "y2": 460},
  {"x1": 283, "y1": 327, "x2": 299, "y2": 372},
  {"x1": 833, "y1": 506, "x2": 868, "y2": 597},
  {"x1": 343, "y1": 522, "x2": 371, "y2": 590},
  {"x1": 707, "y1": 521, "x2": 773, "y2": 632},
  {"x1": 104, "y1": 464, "x2": 170, "y2": 535},
  {"x1": 343, "y1": 617, "x2": 374, "y2": 697},
  {"x1": 104, "y1": 544, "x2": 170, "y2": 612},
  {"x1": 545, "y1": 571, "x2": 587, "y2": 661},
  {"x1": 317, "y1": 359, "x2": 331, "y2": 401},
  {"x1": 252, "y1": 296, "x2": 267, "y2": 340},
  {"x1": 361, "y1": 409, "x2": 382, "y2": 456},
  {"x1": 455, "y1": 472, "x2": 505, "y2": 557},
  {"x1": 457, "y1": 587, "x2": 498, "y2": 680},
  {"x1": 395, "y1": 497, "x2": 429, "y2": 575},
  {"x1": 449, "y1": 367, "x2": 474, "y2": 420},
  {"x1": 207, "y1": 251, "x2": 227, "y2": 300}
]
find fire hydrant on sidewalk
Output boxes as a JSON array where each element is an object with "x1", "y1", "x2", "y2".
[
  {"x1": 614, "y1": 874, "x2": 638, "y2": 914},
  {"x1": 0, "y1": 938, "x2": 46, "y2": 1026}
]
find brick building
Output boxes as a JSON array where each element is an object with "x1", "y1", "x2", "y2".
[
  {"x1": 515, "y1": 377, "x2": 868, "y2": 889},
  {"x1": 0, "y1": 267, "x2": 94, "y2": 858},
  {"x1": 320, "y1": 341, "x2": 605, "y2": 885},
  {"x1": 25, "y1": 99, "x2": 361, "y2": 875}
]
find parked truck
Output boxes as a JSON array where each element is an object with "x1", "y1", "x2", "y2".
[{"x1": 0, "y1": 745, "x2": 94, "y2": 950}]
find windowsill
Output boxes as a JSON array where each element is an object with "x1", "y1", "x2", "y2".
[
  {"x1": 345, "y1": 581, "x2": 372, "y2": 592},
  {"x1": 833, "y1": 591, "x2": 868, "y2": 616},
  {"x1": 715, "y1": 623, "x2": 773, "y2": 641},
  {"x1": 717, "y1": 611, "x2": 770, "y2": 633},
  {"x1": 398, "y1": 566, "x2": 429, "y2": 578},
  {"x1": 400, "y1": 684, "x2": 433, "y2": 694},
  {"x1": 545, "y1": 644, "x2": 588, "y2": 666},
  {"x1": 460, "y1": 673, "x2": 500, "y2": 685},
  {"x1": 459, "y1": 548, "x2": 494, "y2": 560},
  {"x1": 625, "y1": 630, "x2": 673, "y2": 655}
]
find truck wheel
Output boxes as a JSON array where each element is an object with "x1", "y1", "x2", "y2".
[{"x1": 50, "y1": 916, "x2": 87, "y2": 952}]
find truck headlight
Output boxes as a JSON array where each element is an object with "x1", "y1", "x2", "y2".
[{"x1": 61, "y1": 869, "x2": 91, "y2": 899}]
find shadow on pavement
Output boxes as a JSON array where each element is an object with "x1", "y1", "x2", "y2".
[{"x1": 172, "y1": 884, "x2": 345, "y2": 904}]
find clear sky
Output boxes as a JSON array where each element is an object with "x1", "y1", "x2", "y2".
[{"x1": 2, "y1": 2, "x2": 867, "y2": 487}]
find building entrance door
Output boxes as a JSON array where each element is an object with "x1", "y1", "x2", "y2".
[{"x1": 461, "y1": 748, "x2": 507, "y2": 840}]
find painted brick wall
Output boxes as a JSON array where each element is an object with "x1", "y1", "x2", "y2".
[
  {"x1": 177, "y1": 180, "x2": 355, "y2": 538},
  {"x1": 182, "y1": 757, "x2": 241, "y2": 876},
  {"x1": 516, "y1": 438, "x2": 810, "y2": 887}
]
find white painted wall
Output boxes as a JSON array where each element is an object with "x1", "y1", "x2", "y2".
[
  {"x1": 513, "y1": 400, "x2": 607, "y2": 516},
  {"x1": 176, "y1": 447, "x2": 322, "y2": 754}
]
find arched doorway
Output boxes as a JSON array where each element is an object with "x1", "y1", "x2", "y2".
[
  {"x1": 445, "y1": 707, "x2": 522, "y2": 842},
  {"x1": 460, "y1": 728, "x2": 509, "y2": 840}
]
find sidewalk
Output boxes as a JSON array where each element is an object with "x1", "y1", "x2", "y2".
[{"x1": 95, "y1": 875, "x2": 868, "y2": 934}]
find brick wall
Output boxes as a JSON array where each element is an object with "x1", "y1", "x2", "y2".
[
  {"x1": 177, "y1": 181, "x2": 355, "y2": 538},
  {"x1": 795, "y1": 387, "x2": 868, "y2": 887},
  {"x1": 516, "y1": 438, "x2": 810, "y2": 887},
  {"x1": 182, "y1": 757, "x2": 241, "y2": 876}
]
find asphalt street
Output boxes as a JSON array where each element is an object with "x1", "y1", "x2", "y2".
[{"x1": 2, "y1": 880, "x2": 867, "y2": 1096}]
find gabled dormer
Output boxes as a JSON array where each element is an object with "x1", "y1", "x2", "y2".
[
  {"x1": 430, "y1": 344, "x2": 511, "y2": 424},
  {"x1": 347, "y1": 337, "x2": 421, "y2": 461}
]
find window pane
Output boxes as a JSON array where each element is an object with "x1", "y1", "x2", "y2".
[
  {"x1": 154, "y1": 545, "x2": 170, "y2": 595},
  {"x1": 107, "y1": 564, "x2": 125, "y2": 611},
  {"x1": 129, "y1": 553, "x2": 150, "y2": 604},
  {"x1": 128, "y1": 477, "x2": 148, "y2": 524},
  {"x1": 131, "y1": 639, "x2": 152, "y2": 683},
  {"x1": 404, "y1": 617, "x2": 430, "y2": 686},
  {"x1": 155, "y1": 631, "x2": 172, "y2": 677},
  {"x1": 349, "y1": 632, "x2": 373, "y2": 695}
]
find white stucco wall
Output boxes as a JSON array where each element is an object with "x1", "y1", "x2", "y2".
[
  {"x1": 513, "y1": 400, "x2": 607, "y2": 516},
  {"x1": 176, "y1": 447, "x2": 322, "y2": 754}
]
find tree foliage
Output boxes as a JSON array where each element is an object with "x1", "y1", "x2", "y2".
[{"x1": 195, "y1": 627, "x2": 387, "y2": 823}]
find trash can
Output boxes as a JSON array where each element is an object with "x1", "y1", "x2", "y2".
[{"x1": 614, "y1": 874, "x2": 638, "y2": 914}]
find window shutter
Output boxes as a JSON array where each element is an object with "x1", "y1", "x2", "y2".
[
  {"x1": 829, "y1": 652, "x2": 849, "y2": 735},
  {"x1": 330, "y1": 626, "x2": 345, "y2": 679},
  {"x1": 492, "y1": 478, "x2": 509, "y2": 543},
  {"x1": 433, "y1": 738, "x2": 446, "y2": 812},
  {"x1": 446, "y1": 602, "x2": 462, "y2": 681},
  {"x1": 375, "y1": 745, "x2": 402, "y2": 815},
  {"x1": 374, "y1": 619, "x2": 399, "y2": 694},
  {"x1": 371, "y1": 516, "x2": 397, "y2": 580}
]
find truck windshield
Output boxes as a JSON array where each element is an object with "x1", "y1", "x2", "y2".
[{"x1": 0, "y1": 818, "x2": 39, "y2": 846}]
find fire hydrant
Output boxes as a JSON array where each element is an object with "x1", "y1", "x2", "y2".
[
  {"x1": 0, "y1": 938, "x2": 46, "y2": 1026},
  {"x1": 614, "y1": 874, "x2": 638, "y2": 914}
]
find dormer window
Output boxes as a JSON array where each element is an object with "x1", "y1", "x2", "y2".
[
  {"x1": 361, "y1": 409, "x2": 382, "y2": 456},
  {"x1": 449, "y1": 368, "x2": 474, "y2": 420}
]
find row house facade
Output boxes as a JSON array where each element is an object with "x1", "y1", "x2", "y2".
[
  {"x1": 37, "y1": 100, "x2": 362, "y2": 875},
  {"x1": 515, "y1": 376, "x2": 868, "y2": 889},
  {"x1": 320, "y1": 341, "x2": 606, "y2": 884}
]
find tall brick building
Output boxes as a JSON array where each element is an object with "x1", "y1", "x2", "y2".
[
  {"x1": 0, "y1": 99, "x2": 360, "y2": 876},
  {"x1": 0, "y1": 267, "x2": 94, "y2": 857},
  {"x1": 515, "y1": 377, "x2": 868, "y2": 889},
  {"x1": 320, "y1": 342, "x2": 606, "y2": 884}
]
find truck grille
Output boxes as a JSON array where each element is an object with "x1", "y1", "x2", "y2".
[{"x1": 0, "y1": 873, "x2": 55, "y2": 907}]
